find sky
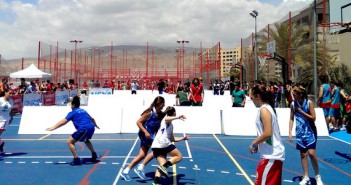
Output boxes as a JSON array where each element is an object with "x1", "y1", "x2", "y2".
[{"x1": 0, "y1": 0, "x2": 314, "y2": 60}]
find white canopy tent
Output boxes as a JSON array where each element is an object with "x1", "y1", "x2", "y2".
[{"x1": 10, "y1": 64, "x2": 52, "y2": 79}]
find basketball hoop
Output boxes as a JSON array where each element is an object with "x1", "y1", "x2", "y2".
[
  {"x1": 318, "y1": 22, "x2": 343, "y2": 44},
  {"x1": 225, "y1": 64, "x2": 234, "y2": 73},
  {"x1": 258, "y1": 54, "x2": 271, "y2": 67}
]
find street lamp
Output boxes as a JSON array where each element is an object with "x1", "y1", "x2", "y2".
[
  {"x1": 176, "y1": 40, "x2": 189, "y2": 81},
  {"x1": 250, "y1": 10, "x2": 258, "y2": 80},
  {"x1": 70, "y1": 40, "x2": 83, "y2": 81}
]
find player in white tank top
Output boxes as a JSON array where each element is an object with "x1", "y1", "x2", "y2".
[
  {"x1": 255, "y1": 104, "x2": 285, "y2": 160},
  {"x1": 151, "y1": 107, "x2": 188, "y2": 185},
  {"x1": 249, "y1": 85, "x2": 285, "y2": 185}
]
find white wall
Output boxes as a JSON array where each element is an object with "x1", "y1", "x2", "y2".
[{"x1": 19, "y1": 90, "x2": 328, "y2": 136}]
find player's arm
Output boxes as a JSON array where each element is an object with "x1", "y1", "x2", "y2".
[
  {"x1": 288, "y1": 104, "x2": 295, "y2": 141},
  {"x1": 171, "y1": 133, "x2": 189, "y2": 142},
  {"x1": 137, "y1": 111, "x2": 152, "y2": 138},
  {"x1": 89, "y1": 115, "x2": 100, "y2": 129},
  {"x1": 165, "y1": 115, "x2": 186, "y2": 122},
  {"x1": 46, "y1": 119, "x2": 69, "y2": 131}
]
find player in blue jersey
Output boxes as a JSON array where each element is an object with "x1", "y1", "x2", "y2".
[
  {"x1": 121, "y1": 96, "x2": 170, "y2": 181},
  {"x1": 46, "y1": 96, "x2": 100, "y2": 165},
  {"x1": 289, "y1": 87, "x2": 323, "y2": 185}
]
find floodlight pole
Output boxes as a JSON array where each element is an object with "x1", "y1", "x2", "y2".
[
  {"x1": 313, "y1": 0, "x2": 318, "y2": 105},
  {"x1": 250, "y1": 10, "x2": 258, "y2": 80},
  {"x1": 70, "y1": 40, "x2": 83, "y2": 81}
]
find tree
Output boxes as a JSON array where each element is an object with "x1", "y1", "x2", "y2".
[{"x1": 258, "y1": 22, "x2": 335, "y2": 93}]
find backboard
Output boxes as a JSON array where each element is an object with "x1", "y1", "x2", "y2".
[
  {"x1": 330, "y1": 1, "x2": 351, "y2": 27},
  {"x1": 266, "y1": 40, "x2": 276, "y2": 57}
]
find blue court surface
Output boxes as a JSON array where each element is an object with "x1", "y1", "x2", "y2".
[{"x1": 0, "y1": 115, "x2": 350, "y2": 185}]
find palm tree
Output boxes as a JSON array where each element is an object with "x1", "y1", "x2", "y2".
[{"x1": 258, "y1": 22, "x2": 336, "y2": 93}]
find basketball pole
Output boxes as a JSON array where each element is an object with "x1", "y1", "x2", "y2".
[{"x1": 313, "y1": 0, "x2": 318, "y2": 105}]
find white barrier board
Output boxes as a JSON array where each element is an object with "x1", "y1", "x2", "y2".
[
  {"x1": 222, "y1": 107, "x2": 328, "y2": 136},
  {"x1": 19, "y1": 106, "x2": 122, "y2": 134}
]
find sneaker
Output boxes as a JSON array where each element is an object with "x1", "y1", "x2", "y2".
[
  {"x1": 315, "y1": 175, "x2": 323, "y2": 185},
  {"x1": 157, "y1": 165, "x2": 169, "y2": 178},
  {"x1": 134, "y1": 168, "x2": 147, "y2": 179},
  {"x1": 91, "y1": 152, "x2": 98, "y2": 162},
  {"x1": 340, "y1": 125, "x2": 346, "y2": 131},
  {"x1": 120, "y1": 172, "x2": 132, "y2": 181},
  {"x1": 70, "y1": 157, "x2": 82, "y2": 165},
  {"x1": 152, "y1": 183, "x2": 160, "y2": 185},
  {"x1": 299, "y1": 176, "x2": 310, "y2": 185},
  {"x1": 0, "y1": 141, "x2": 5, "y2": 153}
]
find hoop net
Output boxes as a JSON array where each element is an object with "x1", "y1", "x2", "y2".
[
  {"x1": 258, "y1": 54, "x2": 271, "y2": 67},
  {"x1": 318, "y1": 22, "x2": 343, "y2": 44}
]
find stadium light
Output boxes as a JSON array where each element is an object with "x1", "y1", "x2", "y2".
[{"x1": 250, "y1": 10, "x2": 258, "y2": 80}]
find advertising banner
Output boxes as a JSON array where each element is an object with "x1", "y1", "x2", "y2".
[
  {"x1": 55, "y1": 90, "x2": 69, "y2": 105},
  {"x1": 11, "y1": 94, "x2": 23, "y2": 113},
  {"x1": 42, "y1": 91, "x2": 56, "y2": 106},
  {"x1": 89, "y1": 88, "x2": 112, "y2": 95},
  {"x1": 23, "y1": 93, "x2": 42, "y2": 106}
]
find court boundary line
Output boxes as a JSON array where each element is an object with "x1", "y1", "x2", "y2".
[
  {"x1": 112, "y1": 136, "x2": 139, "y2": 185},
  {"x1": 328, "y1": 135, "x2": 351, "y2": 145},
  {"x1": 184, "y1": 133, "x2": 192, "y2": 158},
  {"x1": 212, "y1": 134, "x2": 254, "y2": 185}
]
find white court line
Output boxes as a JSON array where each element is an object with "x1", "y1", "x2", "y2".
[
  {"x1": 328, "y1": 135, "x2": 351, "y2": 145},
  {"x1": 2, "y1": 156, "x2": 191, "y2": 159},
  {"x1": 112, "y1": 137, "x2": 139, "y2": 185},
  {"x1": 184, "y1": 133, "x2": 192, "y2": 158}
]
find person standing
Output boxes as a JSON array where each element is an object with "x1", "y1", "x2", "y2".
[
  {"x1": 329, "y1": 81, "x2": 340, "y2": 131},
  {"x1": 231, "y1": 83, "x2": 246, "y2": 107},
  {"x1": 131, "y1": 80, "x2": 139, "y2": 95},
  {"x1": 189, "y1": 78, "x2": 204, "y2": 106},
  {"x1": 249, "y1": 85, "x2": 285, "y2": 185},
  {"x1": 289, "y1": 87, "x2": 323, "y2": 185},
  {"x1": 46, "y1": 96, "x2": 99, "y2": 165},
  {"x1": 175, "y1": 87, "x2": 191, "y2": 106},
  {"x1": 151, "y1": 107, "x2": 189, "y2": 185},
  {"x1": 120, "y1": 96, "x2": 168, "y2": 181},
  {"x1": 0, "y1": 89, "x2": 14, "y2": 153},
  {"x1": 317, "y1": 75, "x2": 331, "y2": 128}
]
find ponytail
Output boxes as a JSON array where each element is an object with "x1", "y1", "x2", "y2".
[{"x1": 141, "y1": 96, "x2": 165, "y2": 116}]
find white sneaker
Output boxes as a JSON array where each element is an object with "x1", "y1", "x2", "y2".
[
  {"x1": 315, "y1": 175, "x2": 323, "y2": 185},
  {"x1": 299, "y1": 176, "x2": 310, "y2": 185},
  {"x1": 340, "y1": 125, "x2": 346, "y2": 131},
  {"x1": 329, "y1": 123, "x2": 334, "y2": 129}
]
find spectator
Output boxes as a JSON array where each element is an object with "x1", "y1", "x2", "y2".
[
  {"x1": 231, "y1": 83, "x2": 246, "y2": 107},
  {"x1": 157, "y1": 79, "x2": 166, "y2": 94},
  {"x1": 175, "y1": 87, "x2": 191, "y2": 106},
  {"x1": 189, "y1": 78, "x2": 204, "y2": 106},
  {"x1": 131, "y1": 80, "x2": 139, "y2": 94}
]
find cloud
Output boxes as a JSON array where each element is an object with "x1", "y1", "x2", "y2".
[{"x1": 0, "y1": 0, "x2": 312, "y2": 59}]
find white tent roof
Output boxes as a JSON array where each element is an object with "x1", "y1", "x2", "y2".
[{"x1": 10, "y1": 64, "x2": 52, "y2": 79}]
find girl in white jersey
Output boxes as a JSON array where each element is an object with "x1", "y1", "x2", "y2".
[
  {"x1": 249, "y1": 85, "x2": 285, "y2": 185},
  {"x1": 0, "y1": 89, "x2": 15, "y2": 153},
  {"x1": 151, "y1": 106, "x2": 188, "y2": 185}
]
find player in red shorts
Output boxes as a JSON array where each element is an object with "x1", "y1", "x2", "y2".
[{"x1": 249, "y1": 85, "x2": 285, "y2": 185}]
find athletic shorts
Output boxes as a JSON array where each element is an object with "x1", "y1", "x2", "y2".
[
  {"x1": 138, "y1": 131, "x2": 154, "y2": 147},
  {"x1": 152, "y1": 145, "x2": 176, "y2": 157},
  {"x1": 322, "y1": 108, "x2": 330, "y2": 117},
  {"x1": 72, "y1": 127, "x2": 95, "y2": 142},
  {"x1": 329, "y1": 108, "x2": 340, "y2": 118},
  {"x1": 255, "y1": 158, "x2": 283, "y2": 185},
  {"x1": 296, "y1": 139, "x2": 317, "y2": 152},
  {"x1": 0, "y1": 121, "x2": 9, "y2": 131}
]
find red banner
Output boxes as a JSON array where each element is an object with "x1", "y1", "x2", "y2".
[
  {"x1": 42, "y1": 91, "x2": 56, "y2": 106},
  {"x1": 12, "y1": 94, "x2": 24, "y2": 113}
]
